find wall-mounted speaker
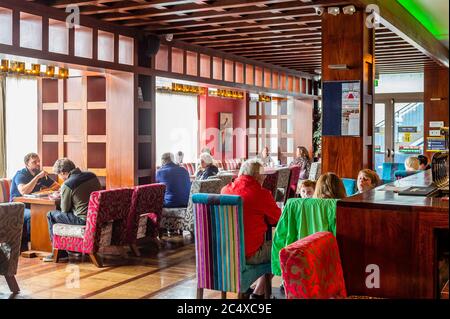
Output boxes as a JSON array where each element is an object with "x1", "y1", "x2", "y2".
[{"x1": 138, "y1": 34, "x2": 161, "y2": 67}]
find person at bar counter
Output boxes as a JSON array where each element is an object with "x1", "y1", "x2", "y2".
[
  {"x1": 259, "y1": 146, "x2": 274, "y2": 168},
  {"x1": 9, "y1": 152, "x2": 60, "y2": 252},
  {"x1": 156, "y1": 152, "x2": 191, "y2": 208},
  {"x1": 313, "y1": 173, "x2": 347, "y2": 199},
  {"x1": 418, "y1": 155, "x2": 431, "y2": 170},
  {"x1": 357, "y1": 169, "x2": 381, "y2": 193},
  {"x1": 195, "y1": 152, "x2": 218, "y2": 180},
  {"x1": 289, "y1": 146, "x2": 311, "y2": 180},
  {"x1": 221, "y1": 159, "x2": 281, "y2": 299},
  {"x1": 43, "y1": 158, "x2": 101, "y2": 262}
]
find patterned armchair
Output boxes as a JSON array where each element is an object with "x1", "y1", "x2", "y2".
[
  {"x1": 209, "y1": 174, "x2": 233, "y2": 189},
  {"x1": 0, "y1": 202, "x2": 24, "y2": 293},
  {"x1": 262, "y1": 171, "x2": 279, "y2": 199},
  {"x1": 308, "y1": 162, "x2": 321, "y2": 181},
  {"x1": 286, "y1": 165, "x2": 301, "y2": 202},
  {"x1": 280, "y1": 231, "x2": 347, "y2": 299},
  {"x1": 275, "y1": 168, "x2": 291, "y2": 203},
  {"x1": 0, "y1": 178, "x2": 11, "y2": 203},
  {"x1": 52, "y1": 188, "x2": 133, "y2": 267},
  {"x1": 192, "y1": 194, "x2": 272, "y2": 299},
  {"x1": 160, "y1": 179, "x2": 222, "y2": 235},
  {"x1": 111, "y1": 184, "x2": 165, "y2": 256}
]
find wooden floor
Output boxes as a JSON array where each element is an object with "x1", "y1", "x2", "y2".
[{"x1": 0, "y1": 235, "x2": 282, "y2": 299}]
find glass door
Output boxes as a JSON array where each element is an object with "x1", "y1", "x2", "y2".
[
  {"x1": 374, "y1": 94, "x2": 424, "y2": 176},
  {"x1": 393, "y1": 101, "x2": 424, "y2": 164}
]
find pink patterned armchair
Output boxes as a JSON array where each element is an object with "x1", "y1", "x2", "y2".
[
  {"x1": 52, "y1": 188, "x2": 133, "y2": 267},
  {"x1": 280, "y1": 231, "x2": 347, "y2": 299},
  {"x1": 262, "y1": 171, "x2": 279, "y2": 199},
  {"x1": 0, "y1": 179, "x2": 11, "y2": 203},
  {"x1": 111, "y1": 183, "x2": 165, "y2": 256}
]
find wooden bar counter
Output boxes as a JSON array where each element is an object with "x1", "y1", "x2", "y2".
[{"x1": 336, "y1": 170, "x2": 449, "y2": 299}]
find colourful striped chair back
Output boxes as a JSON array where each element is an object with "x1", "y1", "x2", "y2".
[
  {"x1": 0, "y1": 179, "x2": 11, "y2": 203},
  {"x1": 192, "y1": 193, "x2": 272, "y2": 295},
  {"x1": 192, "y1": 194, "x2": 245, "y2": 293}
]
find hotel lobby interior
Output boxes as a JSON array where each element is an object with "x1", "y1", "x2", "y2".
[{"x1": 0, "y1": 0, "x2": 448, "y2": 304}]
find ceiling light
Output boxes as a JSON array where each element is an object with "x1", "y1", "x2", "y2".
[
  {"x1": 343, "y1": 5, "x2": 356, "y2": 15},
  {"x1": 327, "y1": 7, "x2": 340, "y2": 16},
  {"x1": 165, "y1": 34, "x2": 173, "y2": 42}
]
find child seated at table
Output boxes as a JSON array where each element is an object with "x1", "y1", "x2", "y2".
[{"x1": 299, "y1": 180, "x2": 316, "y2": 198}]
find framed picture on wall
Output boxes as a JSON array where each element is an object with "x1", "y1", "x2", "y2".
[{"x1": 219, "y1": 112, "x2": 233, "y2": 152}]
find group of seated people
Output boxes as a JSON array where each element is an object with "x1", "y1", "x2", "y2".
[{"x1": 8, "y1": 152, "x2": 101, "y2": 261}]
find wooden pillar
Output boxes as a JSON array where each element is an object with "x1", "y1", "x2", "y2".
[
  {"x1": 321, "y1": 10, "x2": 375, "y2": 179},
  {"x1": 423, "y1": 65, "x2": 449, "y2": 156}
]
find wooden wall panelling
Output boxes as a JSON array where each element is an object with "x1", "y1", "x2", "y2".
[
  {"x1": 424, "y1": 65, "x2": 449, "y2": 155},
  {"x1": 321, "y1": 11, "x2": 374, "y2": 178}
]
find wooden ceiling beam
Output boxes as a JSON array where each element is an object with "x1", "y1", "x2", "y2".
[{"x1": 351, "y1": 0, "x2": 448, "y2": 67}]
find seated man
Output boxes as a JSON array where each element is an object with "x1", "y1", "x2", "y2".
[
  {"x1": 10, "y1": 152, "x2": 60, "y2": 252},
  {"x1": 195, "y1": 152, "x2": 218, "y2": 180},
  {"x1": 156, "y1": 152, "x2": 191, "y2": 208},
  {"x1": 43, "y1": 158, "x2": 101, "y2": 262},
  {"x1": 221, "y1": 159, "x2": 281, "y2": 299}
]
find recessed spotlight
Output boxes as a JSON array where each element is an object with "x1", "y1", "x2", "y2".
[
  {"x1": 343, "y1": 5, "x2": 356, "y2": 15},
  {"x1": 327, "y1": 7, "x2": 340, "y2": 16}
]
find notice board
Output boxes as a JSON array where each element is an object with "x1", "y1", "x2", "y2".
[{"x1": 322, "y1": 80, "x2": 361, "y2": 136}]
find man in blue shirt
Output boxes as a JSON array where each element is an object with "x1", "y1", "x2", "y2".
[
  {"x1": 10, "y1": 153, "x2": 60, "y2": 251},
  {"x1": 156, "y1": 152, "x2": 191, "y2": 208}
]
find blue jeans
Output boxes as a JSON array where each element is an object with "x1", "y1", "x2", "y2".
[
  {"x1": 47, "y1": 210, "x2": 86, "y2": 244},
  {"x1": 21, "y1": 208, "x2": 31, "y2": 251}
]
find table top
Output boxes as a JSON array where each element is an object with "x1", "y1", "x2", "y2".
[
  {"x1": 14, "y1": 196, "x2": 58, "y2": 205},
  {"x1": 338, "y1": 170, "x2": 449, "y2": 212}
]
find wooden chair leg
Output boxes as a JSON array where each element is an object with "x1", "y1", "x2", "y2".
[
  {"x1": 5, "y1": 275, "x2": 20, "y2": 294},
  {"x1": 221, "y1": 291, "x2": 227, "y2": 299},
  {"x1": 264, "y1": 274, "x2": 272, "y2": 299},
  {"x1": 196, "y1": 288, "x2": 204, "y2": 299},
  {"x1": 130, "y1": 244, "x2": 141, "y2": 257},
  {"x1": 89, "y1": 253, "x2": 103, "y2": 268},
  {"x1": 53, "y1": 249, "x2": 61, "y2": 263}
]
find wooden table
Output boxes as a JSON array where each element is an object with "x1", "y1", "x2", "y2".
[
  {"x1": 14, "y1": 196, "x2": 59, "y2": 254},
  {"x1": 336, "y1": 170, "x2": 449, "y2": 299}
]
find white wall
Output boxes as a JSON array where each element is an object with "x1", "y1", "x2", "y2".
[
  {"x1": 155, "y1": 92, "x2": 198, "y2": 165},
  {"x1": 5, "y1": 77, "x2": 38, "y2": 178}
]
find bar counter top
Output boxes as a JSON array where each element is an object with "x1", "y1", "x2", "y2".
[{"x1": 338, "y1": 170, "x2": 449, "y2": 212}]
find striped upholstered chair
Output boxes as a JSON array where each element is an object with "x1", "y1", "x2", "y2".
[{"x1": 192, "y1": 194, "x2": 272, "y2": 299}]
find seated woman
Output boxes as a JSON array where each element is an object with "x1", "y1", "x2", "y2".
[
  {"x1": 357, "y1": 169, "x2": 381, "y2": 193},
  {"x1": 405, "y1": 156, "x2": 420, "y2": 172},
  {"x1": 259, "y1": 146, "x2": 274, "y2": 167},
  {"x1": 313, "y1": 173, "x2": 347, "y2": 199},
  {"x1": 195, "y1": 152, "x2": 218, "y2": 180},
  {"x1": 299, "y1": 180, "x2": 316, "y2": 198},
  {"x1": 290, "y1": 146, "x2": 311, "y2": 180}
]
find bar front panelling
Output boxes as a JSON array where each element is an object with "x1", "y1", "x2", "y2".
[
  {"x1": 200, "y1": 54, "x2": 210, "y2": 78},
  {"x1": 264, "y1": 69, "x2": 271, "y2": 88},
  {"x1": 212, "y1": 56, "x2": 223, "y2": 80},
  {"x1": 245, "y1": 64, "x2": 254, "y2": 86},
  {"x1": 235, "y1": 62, "x2": 244, "y2": 84},
  {"x1": 171, "y1": 47, "x2": 184, "y2": 74},
  {"x1": 255, "y1": 66, "x2": 263, "y2": 87},
  {"x1": 155, "y1": 44, "x2": 169, "y2": 71},
  {"x1": 224, "y1": 59, "x2": 234, "y2": 82},
  {"x1": 186, "y1": 51, "x2": 198, "y2": 76}
]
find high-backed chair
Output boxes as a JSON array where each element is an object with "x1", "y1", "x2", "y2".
[
  {"x1": 341, "y1": 178, "x2": 357, "y2": 196},
  {"x1": 160, "y1": 179, "x2": 223, "y2": 235},
  {"x1": 308, "y1": 162, "x2": 321, "y2": 181},
  {"x1": 180, "y1": 163, "x2": 196, "y2": 176},
  {"x1": 275, "y1": 168, "x2": 291, "y2": 203},
  {"x1": 262, "y1": 171, "x2": 279, "y2": 199},
  {"x1": 209, "y1": 174, "x2": 233, "y2": 189},
  {"x1": 382, "y1": 162, "x2": 406, "y2": 183},
  {"x1": 272, "y1": 198, "x2": 338, "y2": 276},
  {"x1": 111, "y1": 184, "x2": 165, "y2": 256},
  {"x1": 0, "y1": 202, "x2": 25, "y2": 293},
  {"x1": 0, "y1": 178, "x2": 11, "y2": 203},
  {"x1": 280, "y1": 231, "x2": 347, "y2": 299},
  {"x1": 192, "y1": 194, "x2": 272, "y2": 299},
  {"x1": 286, "y1": 165, "x2": 301, "y2": 202},
  {"x1": 52, "y1": 188, "x2": 133, "y2": 267}
]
